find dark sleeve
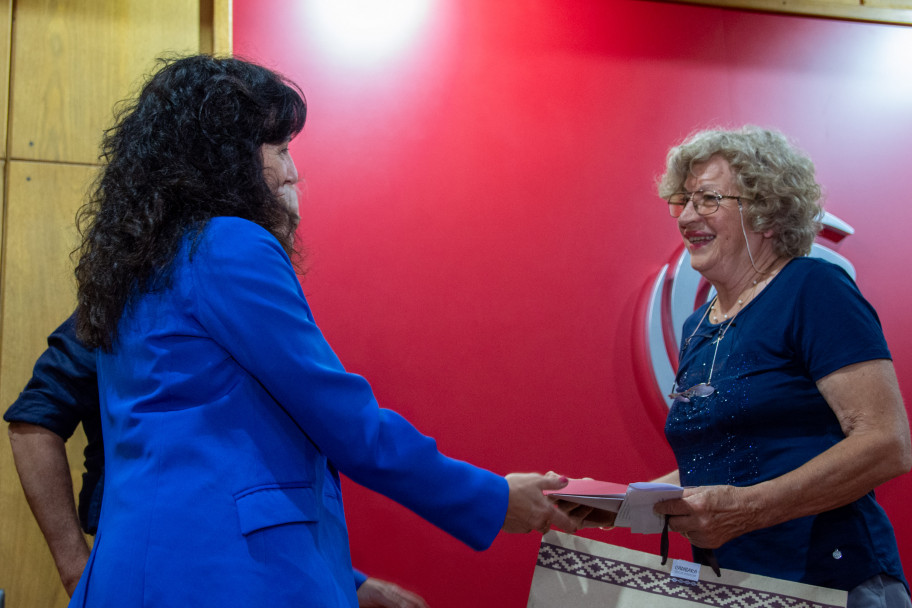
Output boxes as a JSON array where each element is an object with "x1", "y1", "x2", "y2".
[
  {"x1": 3, "y1": 312, "x2": 105, "y2": 534},
  {"x1": 793, "y1": 261, "x2": 891, "y2": 381},
  {"x1": 4, "y1": 313, "x2": 100, "y2": 438}
]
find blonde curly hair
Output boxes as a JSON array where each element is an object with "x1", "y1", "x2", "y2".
[{"x1": 658, "y1": 125, "x2": 823, "y2": 258}]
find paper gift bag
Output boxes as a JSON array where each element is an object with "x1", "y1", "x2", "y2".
[{"x1": 528, "y1": 531, "x2": 847, "y2": 608}]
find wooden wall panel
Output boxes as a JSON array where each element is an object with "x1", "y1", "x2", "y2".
[
  {"x1": 0, "y1": 162, "x2": 96, "y2": 404},
  {"x1": 0, "y1": 1, "x2": 231, "y2": 604},
  {"x1": 201, "y1": 0, "x2": 233, "y2": 55},
  {"x1": 0, "y1": 1, "x2": 10, "y2": 151},
  {"x1": 8, "y1": 0, "x2": 201, "y2": 164},
  {"x1": 213, "y1": 0, "x2": 233, "y2": 55},
  {"x1": 0, "y1": 162, "x2": 97, "y2": 607},
  {"x1": 655, "y1": 0, "x2": 912, "y2": 24},
  {"x1": 0, "y1": 0, "x2": 9, "y2": 298}
]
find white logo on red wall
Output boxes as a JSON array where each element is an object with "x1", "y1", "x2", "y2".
[{"x1": 643, "y1": 212, "x2": 855, "y2": 410}]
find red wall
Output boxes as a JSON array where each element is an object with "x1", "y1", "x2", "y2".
[{"x1": 234, "y1": 2, "x2": 912, "y2": 605}]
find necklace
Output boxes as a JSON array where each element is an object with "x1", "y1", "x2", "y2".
[
  {"x1": 670, "y1": 296, "x2": 737, "y2": 403},
  {"x1": 671, "y1": 261, "x2": 787, "y2": 403},
  {"x1": 709, "y1": 263, "x2": 782, "y2": 323}
]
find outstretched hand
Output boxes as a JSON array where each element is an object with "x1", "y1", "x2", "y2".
[{"x1": 502, "y1": 472, "x2": 577, "y2": 534}]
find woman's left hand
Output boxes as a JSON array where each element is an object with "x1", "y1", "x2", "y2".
[{"x1": 653, "y1": 485, "x2": 761, "y2": 548}]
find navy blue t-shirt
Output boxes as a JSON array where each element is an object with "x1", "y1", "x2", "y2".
[
  {"x1": 666, "y1": 257, "x2": 906, "y2": 591},
  {"x1": 4, "y1": 313, "x2": 104, "y2": 534}
]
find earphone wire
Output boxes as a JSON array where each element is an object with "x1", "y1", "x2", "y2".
[{"x1": 737, "y1": 201, "x2": 761, "y2": 273}]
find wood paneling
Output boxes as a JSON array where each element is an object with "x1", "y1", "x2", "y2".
[
  {"x1": 8, "y1": 0, "x2": 201, "y2": 164},
  {"x1": 0, "y1": 162, "x2": 96, "y2": 404},
  {"x1": 201, "y1": 0, "x2": 233, "y2": 55},
  {"x1": 0, "y1": 162, "x2": 97, "y2": 606},
  {"x1": 655, "y1": 0, "x2": 912, "y2": 24},
  {"x1": 0, "y1": 2, "x2": 231, "y2": 604},
  {"x1": 213, "y1": 0, "x2": 233, "y2": 55},
  {"x1": 0, "y1": 1, "x2": 11, "y2": 152}
]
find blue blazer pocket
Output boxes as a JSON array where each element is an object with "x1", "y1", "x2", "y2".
[{"x1": 235, "y1": 485, "x2": 319, "y2": 535}]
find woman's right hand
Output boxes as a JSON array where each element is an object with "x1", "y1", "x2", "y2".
[
  {"x1": 654, "y1": 484, "x2": 757, "y2": 549},
  {"x1": 502, "y1": 472, "x2": 577, "y2": 534}
]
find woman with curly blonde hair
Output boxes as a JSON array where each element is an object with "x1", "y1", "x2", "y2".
[{"x1": 652, "y1": 126, "x2": 911, "y2": 607}]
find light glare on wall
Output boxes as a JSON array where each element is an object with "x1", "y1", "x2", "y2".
[
  {"x1": 307, "y1": 0, "x2": 432, "y2": 64},
  {"x1": 875, "y1": 30, "x2": 912, "y2": 101}
]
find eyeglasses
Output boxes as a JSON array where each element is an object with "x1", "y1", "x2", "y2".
[
  {"x1": 667, "y1": 190, "x2": 744, "y2": 218},
  {"x1": 668, "y1": 300, "x2": 735, "y2": 403},
  {"x1": 668, "y1": 328, "x2": 726, "y2": 402},
  {"x1": 667, "y1": 382, "x2": 715, "y2": 402}
]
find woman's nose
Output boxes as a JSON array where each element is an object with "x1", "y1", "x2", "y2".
[
  {"x1": 286, "y1": 159, "x2": 299, "y2": 184},
  {"x1": 677, "y1": 197, "x2": 700, "y2": 224}
]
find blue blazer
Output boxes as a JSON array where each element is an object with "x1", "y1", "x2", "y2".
[{"x1": 70, "y1": 218, "x2": 508, "y2": 607}]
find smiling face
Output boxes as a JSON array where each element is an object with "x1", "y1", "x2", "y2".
[
  {"x1": 677, "y1": 155, "x2": 771, "y2": 289},
  {"x1": 261, "y1": 140, "x2": 300, "y2": 224}
]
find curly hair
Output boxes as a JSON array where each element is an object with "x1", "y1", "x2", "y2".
[
  {"x1": 657, "y1": 126, "x2": 823, "y2": 259},
  {"x1": 75, "y1": 55, "x2": 307, "y2": 351}
]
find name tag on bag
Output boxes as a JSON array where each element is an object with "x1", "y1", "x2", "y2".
[{"x1": 670, "y1": 559, "x2": 701, "y2": 584}]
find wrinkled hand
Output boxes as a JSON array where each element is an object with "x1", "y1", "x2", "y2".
[
  {"x1": 357, "y1": 577, "x2": 429, "y2": 608},
  {"x1": 503, "y1": 472, "x2": 576, "y2": 534},
  {"x1": 552, "y1": 499, "x2": 616, "y2": 530},
  {"x1": 653, "y1": 485, "x2": 760, "y2": 548}
]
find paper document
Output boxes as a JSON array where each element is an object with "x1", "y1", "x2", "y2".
[
  {"x1": 546, "y1": 479, "x2": 683, "y2": 534},
  {"x1": 615, "y1": 482, "x2": 683, "y2": 533}
]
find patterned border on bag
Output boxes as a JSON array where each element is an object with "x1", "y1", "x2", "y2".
[{"x1": 537, "y1": 542, "x2": 844, "y2": 608}]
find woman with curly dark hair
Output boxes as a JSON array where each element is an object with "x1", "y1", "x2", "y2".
[
  {"x1": 75, "y1": 54, "x2": 302, "y2": 351},
  {"x1": 69, "y1": 55, "x2": 574, "y2": 608}
]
